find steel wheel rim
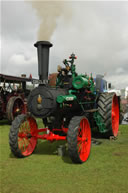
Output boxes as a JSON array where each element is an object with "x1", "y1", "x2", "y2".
[
  {"x1": 18, "y1": 117, "x2": 38, "y2": 156},
  {"x1": 77, "y1": 118, "x2": 91, "y2": 162},
  {"x1": 111, "y1": 95, "x2": 119, "y2": 137}
]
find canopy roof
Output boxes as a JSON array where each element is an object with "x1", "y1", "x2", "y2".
[{"x1": 0, "y1": 74, "x2": 38, "y2": 84}]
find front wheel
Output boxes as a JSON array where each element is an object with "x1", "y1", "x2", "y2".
[
  {"x1": 9, "y1": 114, "x2": 38, "y2": 158},
  {"x1": 67, "y1": 116, "x2": 91, "y2": 164}
]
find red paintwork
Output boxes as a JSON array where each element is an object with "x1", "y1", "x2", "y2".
[
  {"x1": 111, "y1": 95, "x2": 119, "y2": 137},
  {"x1": 77, "y1": 118, "x2": 91, "y2": 162},
  {"x1": 36, "y1": 132, "x2": 66, "y2": 141},
  {"x1": 18, "y1": 117, "x2": 38, "y2": 156},
  {"x1": 18, "y1": 123, "x2": 67, "y2": 156},
  {"x1": 18, "y1": 127, "x2": 67, "y2": 142},
  {"x1": 17, "y1": 115, "x2": 91, "y2": 160},
  {"x1": 35, "y1": 126, "x2": 68, "y2": 134}
]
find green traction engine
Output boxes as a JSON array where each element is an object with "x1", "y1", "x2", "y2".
[{"x1": 9, "y1": 41, "x2": 120, "y2": 164}]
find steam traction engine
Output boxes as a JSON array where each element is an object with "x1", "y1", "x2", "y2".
[
  {"x1": 9, "y1": 41, "x2": 119, "y2": 163},
  {"x1": 0, "y1": 74, "x2": 32, "y2": 122}
]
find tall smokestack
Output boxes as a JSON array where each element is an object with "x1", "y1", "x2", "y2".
[{"x1": 34, "y1": 41, "x2": 53, "y2": 84}]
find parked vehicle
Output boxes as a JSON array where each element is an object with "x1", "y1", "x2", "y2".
[{"x1": 0, "y1": 74, "x2": 37, "y2": 122}]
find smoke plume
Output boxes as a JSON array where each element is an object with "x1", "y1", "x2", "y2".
[{"x1": 30, "y1": 1, "x2": 71, "y2": 41}]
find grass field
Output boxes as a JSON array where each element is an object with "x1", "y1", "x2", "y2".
[{"x1": 0, "y1": 119, "x2": 128, "y2": 193}]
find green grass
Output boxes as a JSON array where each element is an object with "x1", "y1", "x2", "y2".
[{"x1": 0, "y1": 119, "x2": 128, "y2": 193}]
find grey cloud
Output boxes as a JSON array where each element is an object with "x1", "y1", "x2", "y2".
[
  {"x1": 49, "y1": 1, "x2": 128, "y2": 84},
  {"x1": 1, "y1": 1, "x2": 39, "y2": 41},
  {"x1": 1, "y1": 1, "x2": 128, "y2": 89}
]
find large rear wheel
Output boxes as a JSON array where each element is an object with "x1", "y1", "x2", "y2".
[
  {"x1": 98, "y1": 93, "x2": 119, "y2": 137},
  {"x1": 9, "y1": 114, "x2": 38, "y2": 158},
  {"x1": 67, "y1": 116, "x2": 91, "y2": 164},
  {"x1": 6, "y1": 96, "x2": 25, "y2": 122}
]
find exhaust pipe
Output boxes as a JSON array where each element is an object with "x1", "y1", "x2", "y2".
[{"x1": 34, "y1": 41, "x2": 53, "y2": 84}]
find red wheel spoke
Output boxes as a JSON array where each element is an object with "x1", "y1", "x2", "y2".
[
  {"x1": 18, "y1": 138, "x2": 22, "y2": 149},
  {"x1": 22, "y1": 140, "x2": 26, "y2": 151},
  {"x1": 78, "y1": 140, "x2": 82, "y2": 146},
  {"x1": 23, "y1": 139, "x2": 27, "y2": 150},
  {"x1": 77, "y1": 136, "x2": 82, "y2": 142},
  {"x1": 24, "y1": 138, "x2": 29, "y2": 148},
  {"x1": 78, "y1": 143, "x2": 82, "y2": 153},
  {"x1": 19, "y1": 140, "x2": 24, "y2": 152},
  {"x1": 18, "y1": 132, "x2": 27, "y2": 138},
  {"x1": 82, "y1": 120, "x2": 86, "y2": 136},
  {"x1": 80, "y1": 120, "x2": 86, "y2": 138}
]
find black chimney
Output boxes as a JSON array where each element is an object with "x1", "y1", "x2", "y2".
[{"x1": 34, "y1": 41, "x2": 53, "y2": 84}]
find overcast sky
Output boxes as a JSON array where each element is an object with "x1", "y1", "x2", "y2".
[{"x1": 1, "y1": 1, "x2": 128, "y2": 89}]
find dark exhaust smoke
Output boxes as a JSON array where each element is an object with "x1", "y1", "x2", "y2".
[{"x1": 34, "y1": 41, "x2": 53, "y2": 84}]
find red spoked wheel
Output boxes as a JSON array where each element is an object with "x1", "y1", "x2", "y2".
[
  {"x1": 111, "y1": 94, "x2": 119, "y2": 137},
  {"x1": 67, "y1": 116, "x2": 91, "y2": 164},
  {"x1": 6, "y1": 96, "x2": 25, "y2": 122},
  {"x1": 9, "y1": 114, "x2": 38, "y2": 158},
  {"x1": 77, "y1": 118, "x2": 91, "y2": 162}
]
